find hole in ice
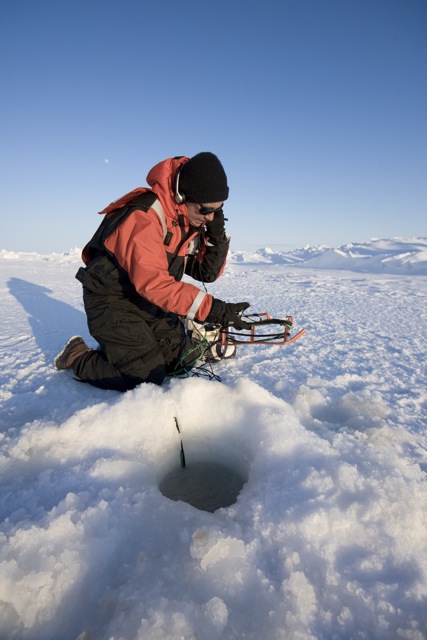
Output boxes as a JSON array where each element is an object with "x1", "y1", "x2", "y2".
[{"x1": 159, "y1": 460, "x2": 247, "y2": 513}]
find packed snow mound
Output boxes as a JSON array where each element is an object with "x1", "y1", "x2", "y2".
[
  {"x1": 229, "y1": 237, "x2": 427, "y2": 274},
  {"x1": 2, "y1": 237, "x2": 427, "y2": 274}
]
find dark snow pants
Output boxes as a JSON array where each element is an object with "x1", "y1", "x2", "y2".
[{"x1": 73, "y1": 263, "x2": 199, "y2": 391}]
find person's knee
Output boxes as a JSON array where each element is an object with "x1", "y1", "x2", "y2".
[{"x1": 117, "y1": 348, "x2": 166, "y2": 387}]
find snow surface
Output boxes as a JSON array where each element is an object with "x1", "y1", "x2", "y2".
[{"x1": 1, "y1": 237, "x2": 427, "y2": 640}]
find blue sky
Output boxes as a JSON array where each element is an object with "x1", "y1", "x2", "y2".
[{"x1": 1, "y1": 0, "x2": 426, "y2": 253}]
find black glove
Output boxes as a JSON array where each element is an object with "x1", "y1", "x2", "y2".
[
  {"x1": 205, "y1": 299, "x2": 251, "y2": 329},
  {"x1": 205, "y1": 210, "x2": 227, "y2": 245}
]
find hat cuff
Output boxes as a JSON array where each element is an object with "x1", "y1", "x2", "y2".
[{"x1": 184, "y1": 187, "x2": 229, "y2": 203}]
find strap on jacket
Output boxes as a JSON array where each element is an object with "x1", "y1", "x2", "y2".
[{"x1": 150, "y1": 199, "x2": 168, "y2": 241}]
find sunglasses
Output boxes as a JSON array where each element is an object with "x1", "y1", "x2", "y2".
[{"x1": 198, "y1": 203, "x2": 223, "y2": 215}]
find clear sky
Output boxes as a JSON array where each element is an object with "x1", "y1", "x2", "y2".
[{"x1": 1, "y1": 0, "x2": 426, "y2": 253}]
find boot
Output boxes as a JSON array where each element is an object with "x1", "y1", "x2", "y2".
[{"x1": 55, "y1": 336, "x2": 91, "y2": 370}]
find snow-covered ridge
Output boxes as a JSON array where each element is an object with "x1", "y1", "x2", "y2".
[
  {"x1": 2, "y1": 237, "x2": 426, "y2": 274},
  {"x1": 230, "y1": 237, "x2": 427, "y2": 275},
  {"x1": 0, "y1": 246, "x2": 83, "y2": 263}
]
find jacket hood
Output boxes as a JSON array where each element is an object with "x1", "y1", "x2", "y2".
[
  {"x1": 146, "y1": 156, "x2": 189, "y2": 217},
  {"x1": 98, "y1": 157, "x2": 190, "y2": 220}
]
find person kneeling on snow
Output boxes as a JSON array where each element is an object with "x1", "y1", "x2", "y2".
[{"x1": 55, "y1": 152, "x2": 251, "y2": 391}]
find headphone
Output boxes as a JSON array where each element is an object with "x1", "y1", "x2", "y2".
[{"x1": 174, "y1": 163, "x2": 187, "y2": 204}]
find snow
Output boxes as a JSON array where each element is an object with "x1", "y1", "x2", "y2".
[{"x1": 1, "y1": 237, "x2": 427, "y2": 640}]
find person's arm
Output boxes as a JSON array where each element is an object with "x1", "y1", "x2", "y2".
[
  {"x1": 105, "y1": 208, "x2": 213, "y2": 320},
  {"x1": 185, "y1": 209, "x2": 230, "y2": 282}
]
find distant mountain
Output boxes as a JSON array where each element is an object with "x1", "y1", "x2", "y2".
[{"x1": 229, "y1": 237, "x2": 427, "y2": 275}]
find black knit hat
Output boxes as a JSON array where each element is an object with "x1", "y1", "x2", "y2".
[{"x1": 178, "y1": 152, "x2": 229, "y2": 203}]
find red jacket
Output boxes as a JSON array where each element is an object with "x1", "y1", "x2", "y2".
[{"x1": 81, "y1": 157, "x2": 229, "y2": 322}]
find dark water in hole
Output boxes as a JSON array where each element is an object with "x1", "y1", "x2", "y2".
[{"x1": 159, "y1": 461, "x2": 246, "y2": 512}]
